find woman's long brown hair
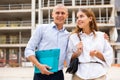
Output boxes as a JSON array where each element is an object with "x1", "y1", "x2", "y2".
[{"x1": 72, "y1": 8, "x2": 98, "y2": 37}]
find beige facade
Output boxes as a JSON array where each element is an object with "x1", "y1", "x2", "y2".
[{"x1": 0, "y1": 0, "x2": 119, "y2": 67}]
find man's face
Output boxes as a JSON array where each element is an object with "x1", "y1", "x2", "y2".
[{"x1": 52, "y1": 7, "x2": 68, "y2": 26}]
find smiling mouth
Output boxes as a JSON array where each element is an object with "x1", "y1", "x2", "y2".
[
  {"x1": 58, "y1": 19, "x2": 64, "y2": 22},
  {"x1": 78, "y1": 22, "x2": 83, "y2": 25}
]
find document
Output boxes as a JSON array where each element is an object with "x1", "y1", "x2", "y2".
[{"x1": 34, "y1": 49, "x2": 60, "y2": 73}]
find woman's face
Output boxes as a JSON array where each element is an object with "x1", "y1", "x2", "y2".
[{"x1": 76, "y1": 11, "x2": 92, "y2": 29}]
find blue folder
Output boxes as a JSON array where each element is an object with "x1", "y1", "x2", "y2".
[{"x1": 34, "y1": 49, "x2": 60, "y2": 73}]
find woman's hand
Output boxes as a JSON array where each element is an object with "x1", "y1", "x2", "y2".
[
  {"x1": 71, "y1": 42, "x2": 83, "y2": 60},
  {"x1": 75, "y1": 41, "x2": 83, "y2": 56},
  {"x1": 90, "y1": 50, "x2": 98, "y2": 57},
  {"x1": 90, "y1": 50, "x2": 105, "y2": 61}
]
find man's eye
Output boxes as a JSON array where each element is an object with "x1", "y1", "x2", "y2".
[
  {"x1": 55, "y1": 12, "x2": 65, "y2": 15},
  {"x1": 61, "y1": 12, "x2": 65, "y2": 15},
  {"x1": 56, "y1": 12, "x2": 60, "y2": 14}
]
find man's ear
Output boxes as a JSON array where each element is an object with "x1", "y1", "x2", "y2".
[
  {"x1": 67, "y1": 13, "x2": 69, "y2": 18},
  {"x1": 51, "y1": 12, "x2": 53, "y2": 18}
]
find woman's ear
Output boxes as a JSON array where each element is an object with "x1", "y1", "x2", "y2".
[{"x1": 89, "y1": 17, "x2": 92, "y2": 22}]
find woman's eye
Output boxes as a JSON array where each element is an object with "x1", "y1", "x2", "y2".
[
  {"x1": 80, "y1": 15, "x2": 84, "y2": 18},
  {"x1": 77, "y1": 15, "x2": 84, "y2": 19}
]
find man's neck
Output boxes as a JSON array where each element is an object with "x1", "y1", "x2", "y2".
[{"x1": 56, "y1": 24, "x2": 63, "y2": 30}]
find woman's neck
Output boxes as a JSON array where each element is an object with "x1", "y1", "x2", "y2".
[{"x1": 82, "y1": 27, "x2": 91, "y2": 35}]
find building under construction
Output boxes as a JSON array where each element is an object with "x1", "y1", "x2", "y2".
[{"x1": 0, "y1": 0, "x2": 120, "y2": 67}]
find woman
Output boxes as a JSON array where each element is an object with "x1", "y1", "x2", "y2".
[{"x1": 67, "y1": 8, "x2": 113, "y2": 80}]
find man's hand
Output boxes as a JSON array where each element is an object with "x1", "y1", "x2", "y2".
[
  {"x1": 104, "y1": 33, "x2": 109, "y2": 41},
  {"x1": 27, "y1": 55, "x2": 54, "y2": 75},
  {"x1": 38, "y1": 64, "x2": 54, "y2": 75}
]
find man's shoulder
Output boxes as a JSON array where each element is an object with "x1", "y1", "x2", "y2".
[
  {"x1": 36, "y1": 24, "x2": 51, "y2": 30},
  {"x1": 96, "y1": 31, "x2": 104, "y2": 36},
  {"x1": 64, "y1": 29, "x2": 70, "y2": 34},
  {"x1": 37, "y1": 24, "x2": 50, "y2": 27}
]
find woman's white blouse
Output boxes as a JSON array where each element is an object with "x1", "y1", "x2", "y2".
[{"x1": 67, "y1": 31, "x2": 114, "y2": 79}]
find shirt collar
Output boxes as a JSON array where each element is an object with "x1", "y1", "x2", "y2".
[
  {"x1": 51, "y1": 22, "x2": 65, "y2": 31},
  {"x1": 79, "y1": 31, "x2": 94, "y2": 37}
]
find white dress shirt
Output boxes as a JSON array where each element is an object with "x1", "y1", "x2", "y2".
[
  {"x1": 67, "y1": 31, "x2": 114, "y2": 79},
  {"x1": 25, "y1": 22, "x2": 69, "y2": 70}
]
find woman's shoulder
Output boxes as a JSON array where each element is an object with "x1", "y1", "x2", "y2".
[
  {"x1": 69, "y1": 33, "x2": 78, "y2": 38},
  {"x1": 95, "y1": 31, "x2": 106, "y2": 41},
  {"x1": 69, "y1": 33, "x2": 80, "y2": 46}
]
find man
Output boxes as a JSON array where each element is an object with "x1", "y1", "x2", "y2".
[{"x1": 25, "y1": 4, "x2": 69, "y2": 80}]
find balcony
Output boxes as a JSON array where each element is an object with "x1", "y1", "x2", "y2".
[
  {"x1": 0, "y1": 21, "x2": 31, "y2": 27},
  {"x1": 0, "y1": 4, "x2": 31, "y2": 10},
  {"x1": 41, "y1": 0, "x2": 72, "y2": 7},
  {"x1": 0, "y1": 21, "x2": 31, "y2": 31},
  {"x1": 75, "y1": 0, "x2": 110, "y2": 6},
  {"x1": 41, "y1": 0, "x2": 111, "y2": 7},
  {"x1": 0, "y1": 38, "x2": 29, "y2": 44},
  {"x1": 0, "y1": 37, "x2": 29, "y2": 48}
]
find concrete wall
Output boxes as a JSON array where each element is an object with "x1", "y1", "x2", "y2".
[
  {"x1": 115, "y1": 0, "x2": 120, "y2": 11},
  {"x1": 117, "y1": 30, "x2": 120, "y2": 42},
  {"x1": 115, "y1": 16, "x2": 120, "y2": 27},
  {"x1": 115, "y1": 0, "x2": 120, "y2": 42}
]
